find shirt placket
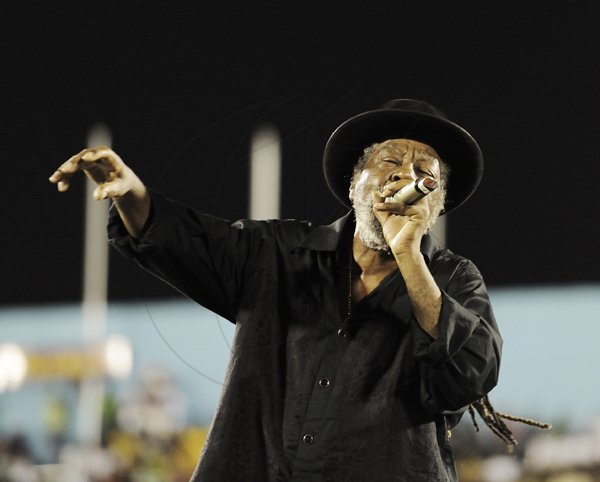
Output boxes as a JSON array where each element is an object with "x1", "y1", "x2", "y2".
[{"x1": 290, "y1": 315, "x2": 353, "y2": 481}]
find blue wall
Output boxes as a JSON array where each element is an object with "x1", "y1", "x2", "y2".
[{"x1": 1, "y1": 285, "x2": 599, "y2": 460}]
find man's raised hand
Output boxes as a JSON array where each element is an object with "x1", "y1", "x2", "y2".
[
  {"x1": 49, "y1": 147, "x2": 150, "y2": 237},
  {"x1": 49, "y1": 146, "x2": 135, "y2": 200}
]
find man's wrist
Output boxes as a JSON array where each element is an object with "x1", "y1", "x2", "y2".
[{"x1": 392, "y1": 239, "x2": 422, "y2": 261}]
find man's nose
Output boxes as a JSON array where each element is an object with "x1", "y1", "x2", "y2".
[{"x1": 389, "y1": 163, "x2": 417, "y2": 182}]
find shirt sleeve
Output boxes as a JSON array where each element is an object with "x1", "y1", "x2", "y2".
[
  {"x1": 108, "y1": 189, "x2": 255, "y2": 322},
  {"x1": 412, "y1": 258, "x2": 502, "y2": 413}
]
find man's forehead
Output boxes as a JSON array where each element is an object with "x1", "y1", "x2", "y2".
[{"x1": 374, "y1": 139, "x2": 439, "y2": 158}]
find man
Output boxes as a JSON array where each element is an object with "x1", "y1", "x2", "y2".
[{"x1": 50, "y1": 99, "x2": 502, "y2": 481}]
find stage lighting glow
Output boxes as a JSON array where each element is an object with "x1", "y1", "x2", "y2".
[
  {"x1": 104, "y1": 335, "x2": 133, "y2": 379},
  {"x1": 0, "y1": 343, "x2": 27, "y2": 392}
]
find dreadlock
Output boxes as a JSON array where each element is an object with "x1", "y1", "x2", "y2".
[{"x1": 468, "y1": 395, "x2": 552, "y2": 451}]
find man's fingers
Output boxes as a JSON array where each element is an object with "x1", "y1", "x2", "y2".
[
  {"x1": 373, "y1": 192, "x2": 405, "y2": 212},
  {"x1": 50, "y1": 166, "x2": 76, "y2": 192},
  {"x1": 373, "y1": 192, "x2": 417, "y2": 215},
  {"x1": 382, "y1": 180, "x2": 410, "y2": 197},
  {"x1": 49, "y1": 149, "x2": 88, "y2": 183},
  {"x1": 49, "y1": 147, "x2": 100, "y2": 184},
  {"x1": 374, "y1": 201, "x2": 407, "y2": 212},
  {"x1": 50, "y1": 146, "x2": 122, "y2": 192},
  {"x1": 57, "y1": 180, "x2": 70, "y2": 192},
  {"x1": 81, "y1": 146, "x2": 123, "y2": 170},
  {"x1": 80, "y1": 146, "x2": 118, "y2": 164},
  {"x1": 92, "y1": 179, "x2": 128, "y2": 200},
  {"x1": 93, "y1": 184, "x2": 106, "y2": 200}
]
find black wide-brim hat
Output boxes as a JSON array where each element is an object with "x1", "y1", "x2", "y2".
[{"x1": 323, "y1": 99, "x2": 483, "y2": 214}]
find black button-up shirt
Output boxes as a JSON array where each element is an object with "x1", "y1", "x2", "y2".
[{"x1": 109, "y1": 191, "x2": 502, "y2": 482}]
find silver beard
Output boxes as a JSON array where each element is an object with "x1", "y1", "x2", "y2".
[{"x1": 351, "y1": 182, "x2": 391, "y2": 253}]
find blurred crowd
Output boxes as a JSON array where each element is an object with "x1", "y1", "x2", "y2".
[
  {"x1": 1, "y1": 369, "x2": 599, "y2": 482},
  {"x1": 0, "y1": 367, "x2": 206, "y2": 482}
]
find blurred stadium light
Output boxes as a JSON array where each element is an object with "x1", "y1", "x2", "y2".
[
  {"x1": 76, "y1": 123, "x2": 112, "y2": 446},
  {"x1": 0, "y1": 343, "x2": 27, "y2": 392},
  {"x1": 250, "y1": 124, "x2": 281, "y2": 220}
]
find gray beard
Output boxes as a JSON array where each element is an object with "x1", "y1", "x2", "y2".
[{"x1": 351, "y1": 189, "x2": 390, "y2": 253}]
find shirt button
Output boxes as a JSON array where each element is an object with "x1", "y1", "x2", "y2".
[
  {"x1": 337, "y1": 328, "x2": 348, "y2": 339},
  {"x1": 302, "y1": 434, "x2": 315, "y2": 445},
  {"x1": 318, "y1": 378, "x2": 330, "y2": 388}
]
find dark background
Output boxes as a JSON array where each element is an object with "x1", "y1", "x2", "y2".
[{"x1": 2, "y1": 2, "x2": 598, "y2": 305}]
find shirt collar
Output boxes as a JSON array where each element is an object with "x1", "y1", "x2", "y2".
[
  {"x1": 297, "y1": 211, "x2": 440, "y2": 264},
  {"x1": 297, "y1": 211, "x2": 354, "y2": 252},
  {"x1": 419, "y1": 233, "x2": 438, "y2": 265}
]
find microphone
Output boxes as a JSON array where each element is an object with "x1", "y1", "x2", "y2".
[{"x1": 384, "y1": 177, "x2": 439, "y2": 204}]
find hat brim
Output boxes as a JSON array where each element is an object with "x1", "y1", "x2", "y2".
[{"x1": 323, "y1": 109, "x2": 483, "y2": 214}]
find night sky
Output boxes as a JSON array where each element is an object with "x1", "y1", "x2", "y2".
[{"x1": 2, "y1": 2, "x2": 599, "y2": 306}]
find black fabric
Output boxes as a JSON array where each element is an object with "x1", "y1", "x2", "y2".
[{"x1": 109, "y1": 190, "x2": 502, "y2": 482}]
